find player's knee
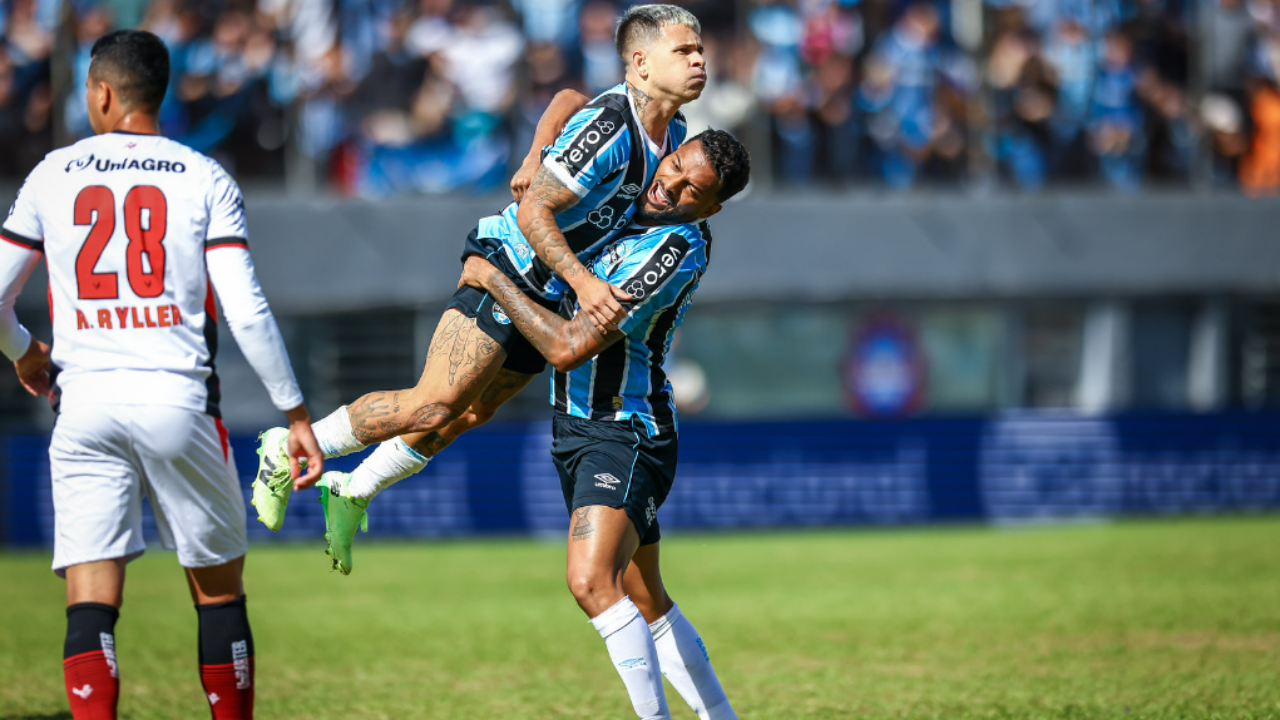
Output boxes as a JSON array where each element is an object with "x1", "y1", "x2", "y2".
[
  {"x1": 460, "y1": 405, "x2": 497, "y2": 431},
  {"x1": 566, "y1": 567, "x2": 621, "y2": 611}
]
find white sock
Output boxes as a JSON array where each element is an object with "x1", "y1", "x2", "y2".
[
  {"x1": 649, "y1": 604, "x2": 736, "y2": 720},
  {"x1": 312, "y1": 406, "x2": 366, "y2": 459},
  {"x1": 346, "y1": 437, "x2": 429, "y2": 500},
  {"x1": 590, "y1": 597, "x2": 671, "y2": 720}
]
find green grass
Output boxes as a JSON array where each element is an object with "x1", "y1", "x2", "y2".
[{"x1": 2, "y1": 517, "x2": 1279, "y2": 719}]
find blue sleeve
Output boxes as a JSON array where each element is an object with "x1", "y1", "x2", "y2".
[
  {"x1": 601, "y1": 230, "x2": 703, "y2": 335},
  {"x1": 543, "y1": 106, "x2": 631, "y2": 198}
]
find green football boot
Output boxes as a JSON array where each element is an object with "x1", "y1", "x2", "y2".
[
  {"x1": 250, "y1": 427, "x2": 294, "y2": 531},
  {"x1": 317, "y1": 472, "x2": 369, "y2": 575}
]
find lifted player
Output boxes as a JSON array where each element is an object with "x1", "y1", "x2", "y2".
[
  {"x1": 460, "y1": 130, "x2": 749, "y2": 720},
  {"x1": 252, "y1": 5, "x2": 710, "y2": 574},
  {"x1": 0, "y1": 31, "x2": 323, "y2": 720}
]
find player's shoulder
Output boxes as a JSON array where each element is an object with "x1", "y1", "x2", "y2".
[
  {"x1": 641, "y1": 221, "x2": 705, "y2": 252},
  {"x1": 27, "y1": 136, "x2": 100, "y2": 180},
  {"x1": 569, "y1": 85, "x2": 632, "y2": 140},
  {"x1": 621, "y1": 222, "x2": 707, "y2": 271}
]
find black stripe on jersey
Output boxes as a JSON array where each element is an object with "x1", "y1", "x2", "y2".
[
  {"x1": 205, "y1": 236, "x2": 249, "y2": 250},
  {"x1": 552, "y1": 95, "x2": 630, "y2": 181},
  {"x1": 698, "y1": 220, "x2": 713, "y2": 268},
  {"x1": 553, "y1": 369, "x2": 569, "y2": 414},
  {"x1": 0, "y1": 226, "x2": 43, "y2": 251},
  {"x1": 616, "y1": 233, "x2": 694, "y2": 311},
  {"x1": 588, "y1": 338, "x2": 630, "y2": 417},
  {"x1": 644, "y1": 274, "x2": 700, "y2": 432}
]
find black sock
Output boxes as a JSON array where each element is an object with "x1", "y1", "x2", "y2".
[
  {"x1": 196, "y1": 595, "x2": 255, "y2": 718},
  {"x1": 64, "y1": 602, "x2": 121, "y2": 718},
  {"x1": 65, "y1": 603, "x2": 119, "y2": 659},
  {"x1": 196, "y1": 595, "x2": 254, "y2": 665}
]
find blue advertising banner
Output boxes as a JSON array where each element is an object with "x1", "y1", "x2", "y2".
[{"x1": 3, "y1": 411, "x2": 1279, "y2": 548}]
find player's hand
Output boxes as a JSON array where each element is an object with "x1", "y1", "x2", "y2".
[
  {"x1": 574, "y1": 274, "x2": 632, "y2": 334},
  {"x1": 284, "y1": 405, "x2": 324, "y2": 490},
  {"x1": 13, "y1": 338, "x2": 51, "y2": 398},
  {"x1": 510, "y1": 154, "x2": 542, "y2": 202},
  {"x1": 459, "y1": 255, "x2": 496, "y2": 291}
]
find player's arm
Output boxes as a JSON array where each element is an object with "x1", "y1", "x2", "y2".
[
  {"x1": 0, "y1": 240, "x2": 50, "y2": 397},
  {"x1": 511, "y1": 89, "x2": 590, "y2": 201},
  {"x1": 206, "y1": 244, "x2": 323, "y2": 487},
  {"x1": 516, "y1": 166, "x2": 633, "y2": 335},
  {"x1": 459, "y1": 255, "x2": 621, "y2": 372},
  {"x1": 1, "y1": 171, "x2": 51, "y2": 397},
  {"x1": 204, "y1": 168, "x2": 323, "y2": 487}
]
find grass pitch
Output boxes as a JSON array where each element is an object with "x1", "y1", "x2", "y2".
[{"x1": 2, "y1": 516, "x2": 1279, "y2": 719}]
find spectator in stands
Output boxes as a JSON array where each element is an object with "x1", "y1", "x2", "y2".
[{"x1": 1089, "y1": 30, "x2": 1145, "y2": 190}]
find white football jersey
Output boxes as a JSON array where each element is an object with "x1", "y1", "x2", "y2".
[{"x1": 2, "y1": 132, "x2": 259, "y2": 415}]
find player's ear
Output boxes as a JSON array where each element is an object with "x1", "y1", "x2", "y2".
[
  {"x1": 632, "y1": 48, "x2": 648, "y2": 79},
  {"x1": 697, "y1": 202, "x2": 723, "y2": 219},
  {"x1": 96, "y1": 79, "x2": 114, "y2": 116}
]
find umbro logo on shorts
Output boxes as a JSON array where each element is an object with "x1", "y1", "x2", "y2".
[{"x1": 594, "y1": 473, "x2": 621, "y2": 490}]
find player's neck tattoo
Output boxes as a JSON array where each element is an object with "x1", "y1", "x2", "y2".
[{"x1": 628, "y1": 82, "x2": 654, "y2": 118}]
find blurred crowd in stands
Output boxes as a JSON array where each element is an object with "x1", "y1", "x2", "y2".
[{"x1": 1, "y1": 0, "x2": 1278, "y2": 194}]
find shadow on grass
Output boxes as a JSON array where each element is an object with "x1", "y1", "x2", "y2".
[{"x1": 1, "y1": 713, "x2": 73, "y2": 720}]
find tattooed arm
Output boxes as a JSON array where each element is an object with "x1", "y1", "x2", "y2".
[
  {"x1": 515, "y1": 169, "x2": 632, "y2": 337},
  {"x1": 460, "y1": 256, "x2": 622, "y2": 372},
  {"x1": 511, "y1": 89, "x2": 589, "y2": 201}
]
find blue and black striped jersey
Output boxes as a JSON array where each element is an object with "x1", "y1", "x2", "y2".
[
  {"x1": 551, "y1": 221, "x2": 711, "y2": 436},
  {"x1": 476, "y1": 84, "x2": 688, "y2": 301}
]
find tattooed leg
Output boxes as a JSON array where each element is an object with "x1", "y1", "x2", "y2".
[
  {"x1": 565, "y1": 505, "x2": 641, "y2": 618},
  {"x1": 566, "y1": 505, "x2": 670, "y2": 717},
  {"x1": 344, "y1": 309, "x2": 507, "y2": 446},
  {"x1": 400, "y1": 368, "x2": 535, "y2": 458}
]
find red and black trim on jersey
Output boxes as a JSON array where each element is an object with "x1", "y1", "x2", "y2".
[
  {"x1": 203, "y1": 279, "x2": 222, "y2": 418},
  {"x1": 205, "y1": 236, "x2": 248, "y2": 251},
  {"x1": 1, "y1": 226, "x2": 44, "y2": 252}
]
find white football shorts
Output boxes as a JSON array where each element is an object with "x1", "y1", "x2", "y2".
[{"x1": 49, "y1": 403, "x2": 247, "y2": 576}]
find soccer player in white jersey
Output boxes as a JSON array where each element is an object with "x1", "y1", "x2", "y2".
[
  {"x1": 458, "y1": 130, "x2": 751, "y2": 720},
  {"x1": 250, "y1": 5, "x2": 710, "y2": 574},
  {"x1": 0, "y1": 30, "x2": 323, "y2": 720}
]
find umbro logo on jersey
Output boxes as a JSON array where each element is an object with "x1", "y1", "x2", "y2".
[
  {"x1": 71, "y1": 685, "x2": 93, "y2": 699},
  {"x1": 594, "y1": 473, "x2": 621, "y2": 490},
  {"x1": 617, "y1": 183, "x2": 641, "y2": 200},
  {"x1": 66, "y1": 153, "x2": 187, "y2": 174}
]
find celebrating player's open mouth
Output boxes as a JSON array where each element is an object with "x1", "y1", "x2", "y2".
[{"x1": 648, "y1": 180, "x2": 673, "y2": 210}]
